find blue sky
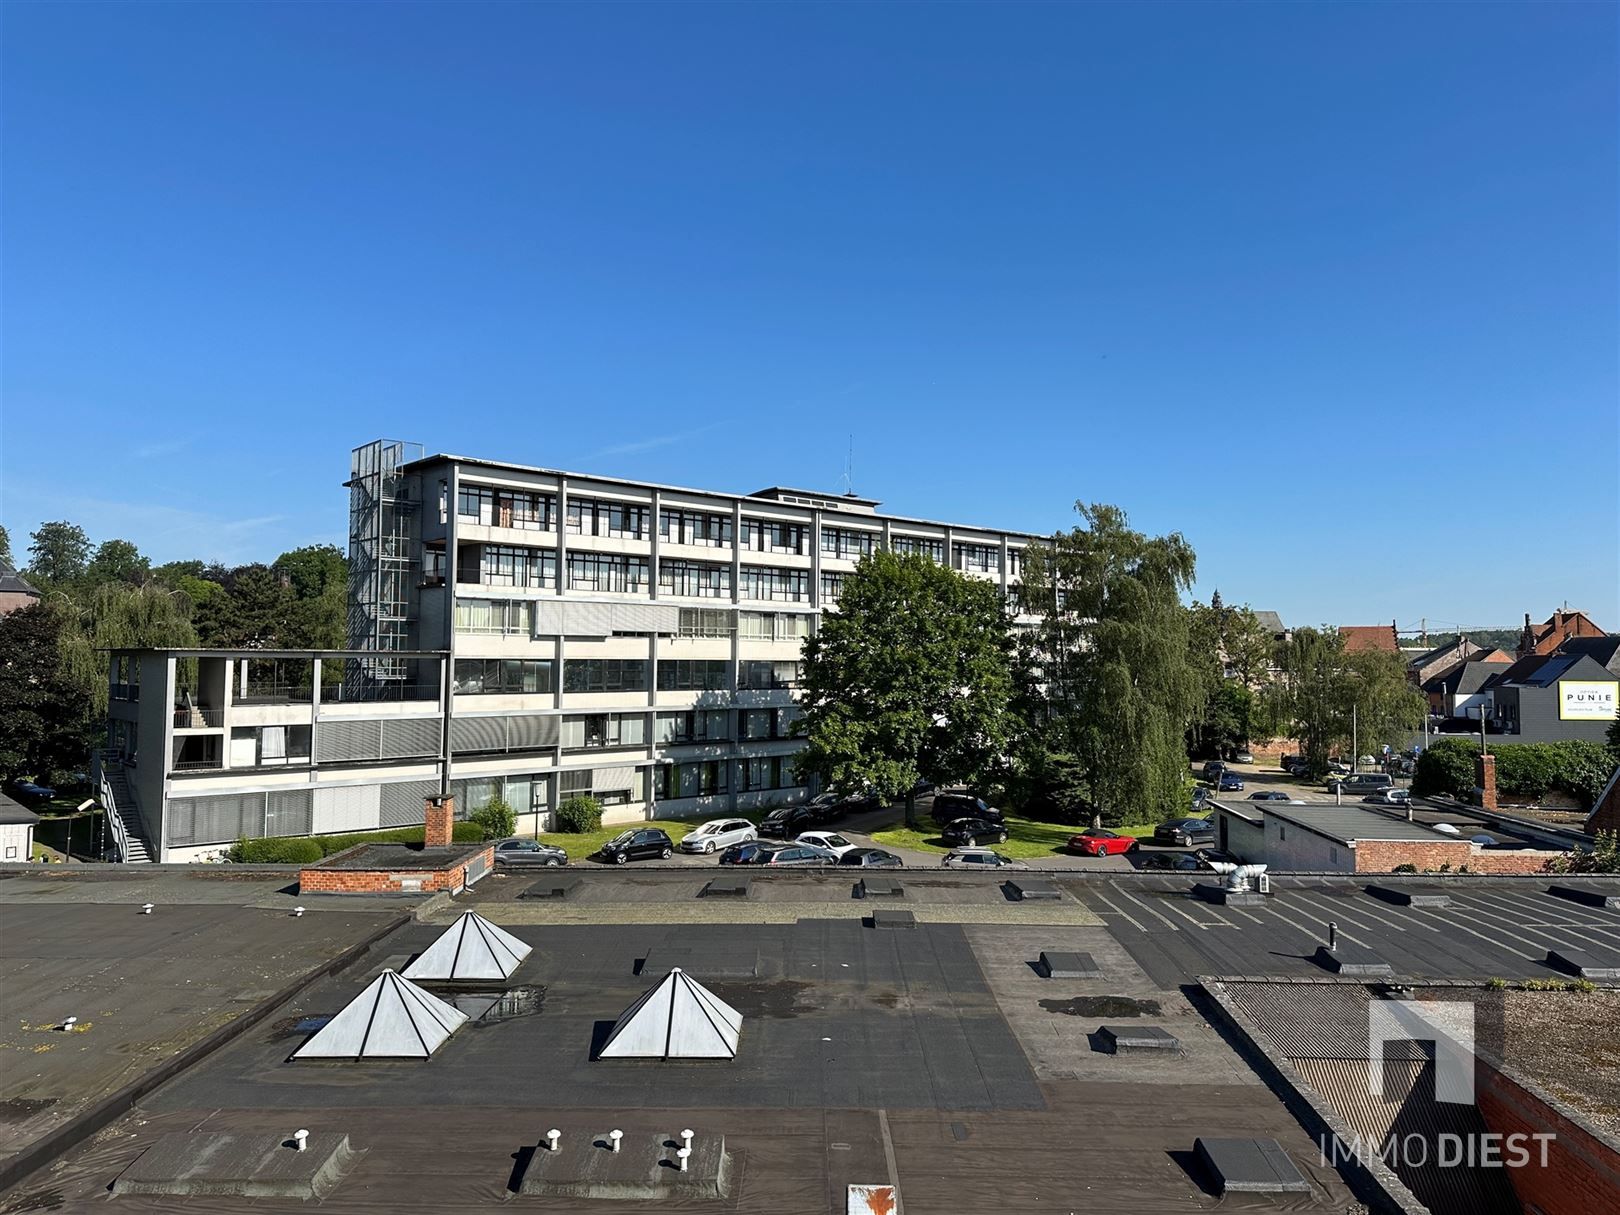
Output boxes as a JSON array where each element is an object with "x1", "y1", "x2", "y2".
[{"x1": 3, "y1": 2, "x2": 1615, "y2": 632}]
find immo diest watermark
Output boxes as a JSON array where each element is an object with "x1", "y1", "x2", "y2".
[{"x1": 1319, "y1": 999, "x2": 1554, "y2": 1171}]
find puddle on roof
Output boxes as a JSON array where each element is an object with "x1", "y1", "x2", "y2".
[
  {"x1": 449, "y1": 984, "x2": 546, "y2": 1023},
  {"x1": 1038, "y1": 995, "x2": 1162, "y2": 1018}
]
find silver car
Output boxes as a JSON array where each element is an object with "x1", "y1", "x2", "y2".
[
  {"x1": 678, "y1": 818, "x2": 758, "y2": 855},
  {"x1": 941, "y1": 848, "x2": 1026, "y2": 870}
]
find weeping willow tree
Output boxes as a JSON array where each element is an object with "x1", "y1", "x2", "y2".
[{"x1": 58, "y1": 582, "x2": 199, "y2": 718}]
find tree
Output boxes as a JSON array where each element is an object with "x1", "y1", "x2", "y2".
[
  {"x1": 86, "y1": 538, "x2": 151, "y2": 587},
  {"x1": 57, "y1": 582, "x2": 198, "y2": 717},
  {"x1": 27, "y1": 521, "x2": 91, "y2": 586},
  {"x1": 0, "y1": 602, "x2": 91, "y2": 784},
  {"x1": 1222, "y1": 606, "x2": 1277, "y2": 687},
  {"x1": 1020, "y1": 503, "x2": 1203, "y2": 826},
  {"x1": 469, "y1": 794, "x2": 516, "y2": 841},
  {"x1": 1607, "y1": 716, "x2": 1620, "y2": 765},
  {"x1": 0, "y1": 523, "x2": 12, "y2": 566},
  {"x1": 795, "y1": 551, "x2": 1014, "y2": 827},
  {"x1": 1268, "y1": 627, "x2": 1424, "y2": 775},
  {"x1": 1548, "y1": 830, "x2": 1620, "y2": 876},
  {"x1": 273, "y1": 544, "x2": 348, "y2": 649},
  {"x1": 212, "y1": 564, "x2": 295, "y2": 648}
]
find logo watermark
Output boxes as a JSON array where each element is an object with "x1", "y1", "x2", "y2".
[{"x1": 1314, "y1": 998, "x2": 1555, "y2": 1172}]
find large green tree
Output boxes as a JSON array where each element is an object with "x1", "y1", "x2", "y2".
[
  {"x1": 795, "y1": 551, "x2": 1014, "y2": 826},
  {"x1": 58, "y1": 582, "x2": 199, "y2": 717},
  {"x1": 0, "y1": 602, "x2": 91, "y2": 784},
  {"x1": 27, "y1": 521, "x2": 91, "y2": 586},
  {"x1": 1021, "y1": 503, "x2": 1204, "y2": 826},
  {"x1": 1268, "y1": 627, "x2": 1425, "y2": 775},
  {"x1": 85, "y1": 538, "x2": 151, "y2": 587},
  {"x1": 273, "y1": 544, "x2": 348, "y2": 649},
  {"x1": 0, "y1": 523, "x2": 12, "y2": 567}
]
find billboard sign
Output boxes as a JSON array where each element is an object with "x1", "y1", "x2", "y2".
[{"x1": 1559, "y1": 680, "x2": 1619, "y2": 721}]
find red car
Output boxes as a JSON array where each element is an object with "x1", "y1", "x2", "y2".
[{"x1": 1068, "y1": 829, "x2": 1139, "y2": 857}]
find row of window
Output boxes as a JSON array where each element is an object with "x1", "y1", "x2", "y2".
[
  {"x1": 560, "y1": 712, "x2": 647, "y2": 750},
  {"x1": 674, "y1": 608, "x2": 813, "y2": 640},
  {"x1": 567, "y1": 496, "x2": 650, "y2": 540},
  {"x1": 953, "y1": 542, "x2": 1001, "y2": 574},
  {"x1": 661, "y1": 508, "x2": 731, "y2": 547},
  {"x1": 738, "y1": 566, "x2": 809, "y2": 602},
  {"x1": 453, "y1": 659, "x2": 555, "y2": 695},
  {"x1": 890, "y1": 535, "x2": 946, "y2": 562},
  {"x1": 452, "y1": 656, "x2": 804, "y2": 696},
  {"x1": 659, "y1": 560, "x2": 731, "y2": 599},
  {"x1": 659, "y1": 760, "x2": 727, "y2": 800},
  {"x1": 569, "y1": 552, "x2": 650, "y2": 594},
  {"x1": 821, "y1": 526, "x2": 877, "y2": 560},
  {"x1": 472, "y1": 544, "x2": 557, "y2": 589},
  {"x1": 458, "y1": 486, "x2": 556, "y2": 531},
  {"x1": 455, "y1": 598, "x2": 537, "y2": 635}
]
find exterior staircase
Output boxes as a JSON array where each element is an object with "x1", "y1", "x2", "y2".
[{"x1": 99, "y1": 760, "x2": 154, "y2": 863}]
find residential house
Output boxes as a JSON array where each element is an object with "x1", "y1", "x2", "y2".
[
  {"x1": 1423, "y1": 657, "x2": 1513, "y2": 721},
  {"x1": 0, "y1": 793, "x2": 39, "y2": 862},
  {"x1": 1339, "y1": 623, "x2": 1399, "y2": 654},
  {"x1": 1517, "y1": 609, "x2": 1606, "y2": 658},
  {"x1": 1407, "y1": 636, "x2": 1512, "y2": 689},
  {"x1": 0, "y1": 561, "x2": 40, "y2": 616},
  {"x1": 1482, "y1": 652, "x2": 1618, "y2": 744}
]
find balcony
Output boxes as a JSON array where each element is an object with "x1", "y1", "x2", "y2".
[
  {"x1": 173, "y1": 706, "x2": 224, "y2": 729},
  {"x1": 172, "y1": 757, "x2": 224, "y2": 772}
]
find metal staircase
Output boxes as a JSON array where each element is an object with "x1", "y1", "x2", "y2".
[{"x1": 99, "y1": 759, "x2": 154, "y2": 863}]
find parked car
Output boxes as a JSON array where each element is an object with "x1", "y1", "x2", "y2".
[
  {"x1": 758, "y1": 843, "x2": 837, "y2": 866},
  {"x1": 1068, "y1": 828, "x2": 1139, "y2": 857},
  {"x1": 1363, "y1": 788, "x2": 1411, "y2": 807},
  {"x1": 1201, "y1": 760, "x2": 1227, "y2": 783},
  {"x1": 1327, "y1": 773, "x2": 1394, "y2": 795},
  {"x1": 596, "y1": 828, "x2": 674, "y2": 864},
  {"x1": 494, "y1": 838, "x2": 569, "y2": 867},
  {"x1": 718, "y1": 840, "x2": 788, "y2": 865},
  {"x1": 1232, "y1": 751, "x2": 1254, "y2": 764},
  {"x1": 1283, "y1": 757, "x2": 1310, "y2": 777},
  {"x1": 839, "y1": 848, "x2": 903, "y2": 868},
  {"x1": 679, "y1": 818, "x2": 758, "y2": 854},
  {"x1": 1154, "y1": 817, "x2": 1215, "y2": 847},
  {"x1": 1190, "y1": 786, "x2": 1210, "y2": 812},
  {"x1": 9, "y1": 779, "x2": 55, "y2": 802},
  {"x1": 1247, "y1": 790, "x2": 1293, "y2": 802},
  {"x1": 1216, "y1": 772, "x2": 1245, "y2": 792},
  {"x1": 795, "y1": 830, "x2": 860, "y2": 859},
  {"x1": 929, "y1": 793, "x2": 1004, "y2": 826},
  {"x1": 941, "y1": 848, "x2": 1025, "y2": 870},
  {"x1": 1138, "y1": 851, "x2": 1203, "y2": 871},
  {"x1": 940, "y1": 817, "x2": 1009, "y2": 847},
  {"x1": 758, "y1": 805, "x2": 818, "y2": 839}
]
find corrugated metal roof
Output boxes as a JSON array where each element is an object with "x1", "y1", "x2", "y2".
[{"x1": 1266, "y1": 804, "x2": 1455, "y2": 844}]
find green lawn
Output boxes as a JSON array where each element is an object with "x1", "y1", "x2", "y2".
[
  {"x1": 871, "y1": 815, "x2": 1154, "y2": 859},
  {"x1": 537, "y1": 809, "x2": 769, "y2": 861}
]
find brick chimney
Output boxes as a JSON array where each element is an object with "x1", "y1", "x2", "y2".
[
  {"x1": 424, "y1": 796, "x2": 455, "y2": 848},
  {"x1": 1474, "y1": 754, "x2": 1498, "y2": 812}
]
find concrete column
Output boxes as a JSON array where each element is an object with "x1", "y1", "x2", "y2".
[
  {"x1": 810, "y1": 509, "x2": 822, "y2": 609},
  {"x1": 556, "y1": 476, "x2": 569, "y2": 597},
  {"x1": 730, "y1": 500, "x2": 743, "y2": 604}
]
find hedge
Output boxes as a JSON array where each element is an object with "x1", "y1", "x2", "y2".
[
  {"x1": 1412, "y1": 737, "x2": 1612, "y2": 807},
  {"x1": 226, "y1": 821, "x2": 485, "y2": 864},
  {"x1": 555, "y1": 795, "x2": 603, "y2": 834}
]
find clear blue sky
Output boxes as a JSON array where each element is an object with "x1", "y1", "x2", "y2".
[{"x1": 3, "y1": 2, "x2": 1615, "y2": 632}]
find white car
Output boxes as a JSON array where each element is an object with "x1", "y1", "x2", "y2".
[
  {"x1": 795, "y1": 830, "x2": 859, "y2": 859},
  {"x1": 678, "y1": 818, "x2": 757, "y2": 854},
  {"x1": 941, "y1": 848, "x2": 1026, "y2": 870}
]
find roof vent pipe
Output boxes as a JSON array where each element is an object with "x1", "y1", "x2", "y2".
[
  {"x1": 293, "y1": 906, "x2": 305, "y2": 917},
  {"x1": 294, "y1": 1130, "x2": 309, "y2": 1153},
  {"x1": 609, "y1": 1129, "x2": 622, "y2": 1153},
  {"x1": 681, "y1": 1129, "x2": 694, "y2": 1152},
  {"x1": 61, "y1": 1016, "x2": 77, "y2": 1032},
  {"x1": 546, "y1": 1129, "x2": 561, "y2": 1153},
  {"x1": 677, "y1": 1147, "x2": 691, "y2": 1172},
  {"x1": 141, "y1": 903, "x2": 154, "y2": 915}
]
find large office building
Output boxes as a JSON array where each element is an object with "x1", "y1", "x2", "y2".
[{"x1": 99, "y1": 440, "x2": 1038, "y2": 861}]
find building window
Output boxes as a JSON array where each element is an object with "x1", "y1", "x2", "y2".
[
  {"x1": 658, "y1": 760, "x2": 728, "y2": 800},
  {"x1": 740, "y1": 756, "x2": 804, "y2": 792},
  {"x1": 1007, "y1": 547, "x2": 1023, "y2": 577},
  {"x1": 738, "y1": 611, "x2": 811, "y2": 642},
  {"x1": 562, "y1": 659, "x2": 649, "y2": 693},
  {"x1": 677, "y1": 607, "x2": 733, "y2": 638},
  {"x1": 740, "y1": 518, "x2": 806, "y2": 555},
  {"x1": 657, "y1": 659, "x2": 731, "y2": 692},
  {"x1": 820, "y1": 526, "x2": 876, "y2": 560},
  {"x1": 453, "y1": 658, "x2": 555, "y2": 695},
  {"x1": 820, "y1": 572, "x2": 844, "y2": 603},
  {"x1": 659, "y1": 508, "x2": 732, "y2": 547},
  {"x1": 567, "y1": 496, "x2": 650, "y2": 540},
  {"x1": 561, "y1": 713, "x2": 648, "y2": 750},
  {"x1": 738, "y1": 566, "x2": 809, "y2": 603},
  {"x1": 567, "y1": 553, "x2": 650, "y2": 594},
  {"x1": 559, "y1": 766, "x2": 646, "y2": 807},
  {"x1": 658, "y1": 560, "x2": 732, "y2": 599},
  {"x1": 458, "y1": 484, "x2": 556, "y2": 531},
  {"x1": 454, "y1": 598, "x2": 536, "y2": 636},
  {"x1": 739, "y1": 659, "x2": 802, "y2": 690},
  {"x1": 655, "y1": 709, "x2": 731, "y2": 744},
  {"x1": 890, "y1": 534, "x2": 945, "y2": 562},
  {"x1": 953, "y1": 542, "x2": 1001, "y2": 574},
  {"x1": 472, "y1": 544, "x2": 557, "y2": 589}
]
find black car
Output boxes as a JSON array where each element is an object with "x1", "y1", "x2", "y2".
[
  {"x1": 1153, "y1": 816, "x2": 1215, "y2": 847},
  {"x1": 1248, "y1": 790, "x2": 1293, "y2": 802},
  {"x1": 596, "y1": 828, "x2": 674, "y2": 864},
  {"x1": 494, "y1": 838, "x2": 569, "y2": 867},
  {"x1": 929, "y1": 793, "x2": 1004, "y2": 826},
  {"x1": 839, "y1": 848, "x2": 903, "y2": 868},
  {"x1": 758, "y1": 806, "x2": 817, "y2": 839},
  {"x1": 718, "y1": 840, "x2": 789, "y2": 865},
  {"x1": 1201, "y1": 760, "x2": 1226, "y2": 783},
  {"x1": 940, "y1": 816, "x2": 1009, "y2": 847},
  {"x1": 1189, "y1": 786, "x2": 1210, "y2": 812},
  {"x1": 1138, "y1": 851, "x2": 1202, "y2": 872}
]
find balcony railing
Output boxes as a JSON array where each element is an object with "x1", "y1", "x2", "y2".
[
  {"x1": 172, "y1": 757, "x2": 224, "y2": 772},
  {"x1": 173, "y1": 707, "x2": 224, "y2": 728}
]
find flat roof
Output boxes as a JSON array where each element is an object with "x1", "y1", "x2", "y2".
[
  {"x1": 403, "y1": 451, "x2": 1046, "y2": 540},
  {"x1": 1258, "y1": 802, "x2": 1460, "y2": 844}
]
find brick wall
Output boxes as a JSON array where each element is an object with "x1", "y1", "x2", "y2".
[
  {"x1": 1476, "y1": 1059, "x2": 1620, "y2": 1215},
  {"x1": 1351, "y1": 840, "x2": 1554, "y2": 874},
  {"x1": 298, "y1": 845, "x2": 493, "y2": 895}
]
